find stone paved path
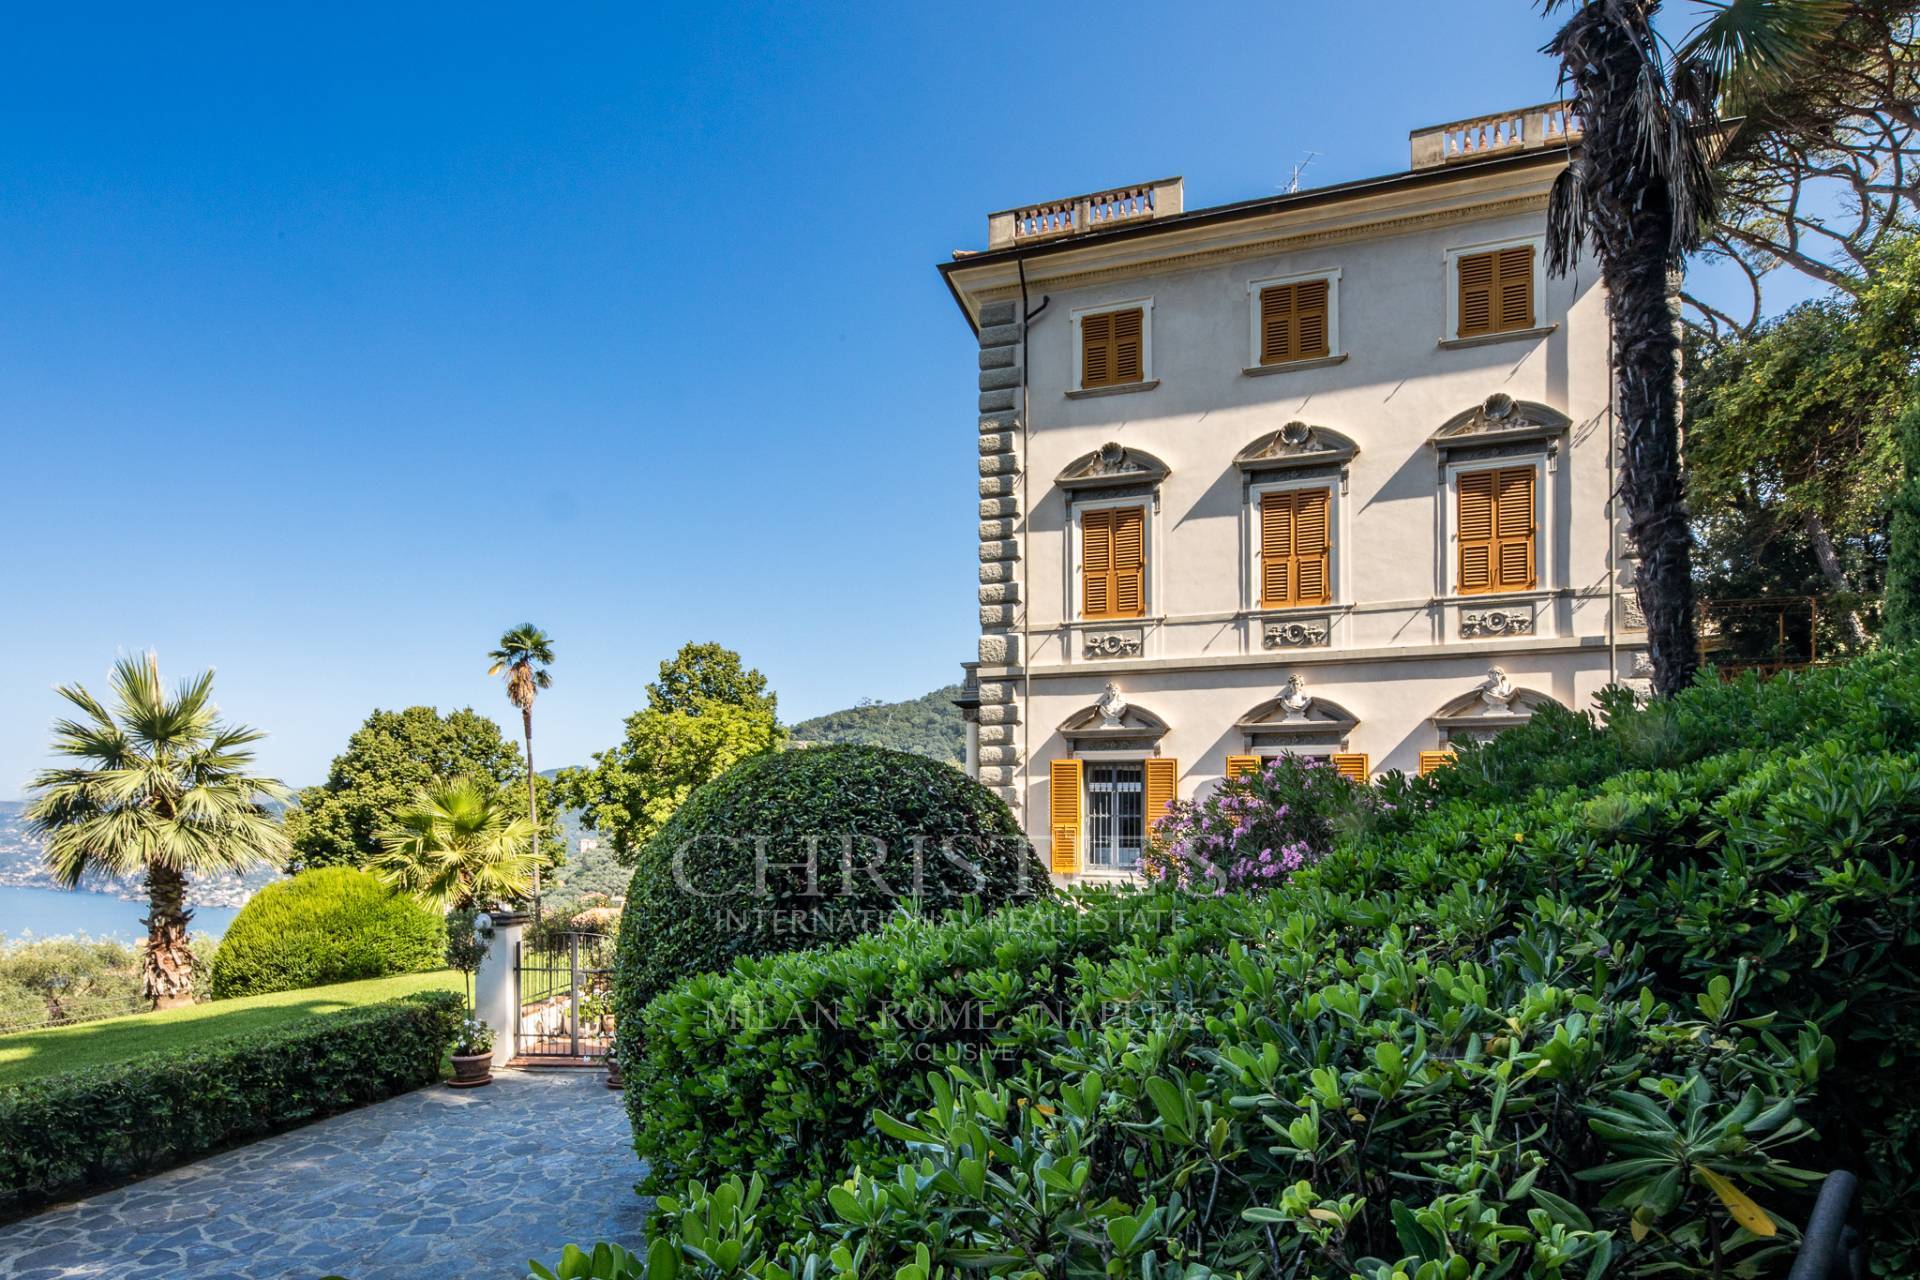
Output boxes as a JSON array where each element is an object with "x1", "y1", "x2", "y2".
[{"x1": 0, "y1": 1070, "x2": 649, "y2": 1280}]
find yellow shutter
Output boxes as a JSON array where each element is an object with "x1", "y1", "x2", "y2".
[
  {"x1": 1458, "y1": 251, "x2": 1496, "y2": 337},
  {"x1": 1418, "y1": 749, "x2": 1455, "y2": 776},
  {"x1": 1082, "y1": 308, "x2": 1144, "y2": 387},
  {"x1": 1459, "y1": 248, "x2": 1534, "y2": 337},
  {"x1": 1494, "y1": 467, "x2": 1536, "y2": 590},
  {"x1": 1081, "y1": 508, "x2": 1112, "y2": 618},
  {"x1": 1048, "y1": 759, "x2": 1082, "y2": 874},
  {"x1": 1224, "y1": 755, "x2": 1261, "y2": 780},
  {"x1": 1331, "y1": 752, "x2": 1369, "y2": 783},
  {"x1": 1294, "y1": 488, "x2": 1330, "y2": 604},
  {"x1": 1259, "y1": 492, "x2": 1293, "y2": 606},
  {"x1": 1144, "y1": 757, "x2": 1178, "y2": 832},
  {"x1": 1495, "y1": 245, "x2": 1534, "y2": 331},
  {"x1": 1259, "y1": 488, "x2": 1332, "y2": 607},
  {"x1": 1260, "y1": 279, "x2": 1331, "y2": 365},
  {"x1": 1457, "y1": 470, "x2": 1496, "y2": 593},
  {"x1": 1111, "y1": 506, "x2": 1145, "y2": 617}
]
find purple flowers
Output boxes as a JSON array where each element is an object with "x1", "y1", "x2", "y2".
[{"x1": 1141, "y1": 754, "x2": 1363, "y2": 894}]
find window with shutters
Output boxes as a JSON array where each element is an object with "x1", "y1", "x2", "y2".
[
  {"x1": 1455, "y1": 465, "x2": 1537, "y2": 594},
  {"x1": 1085, "y1": 763, "x2": 1145, "y2": 869},
  {"x1": 1257, "y1": 487, "x2": 1333, "y2": 607},
  {"x1": 1252, "y1": 273, "x2": 1334, "y2": 366},
  {"x1": 1451, "y1": 241, "x2": 1537, "y2": 339},
  {"x1": 1076, "y1": 303, "x2": 1148, "y2": 390},
  {"x1": 1080, "y1": 505, "x2": 1147, "y2": 619}
]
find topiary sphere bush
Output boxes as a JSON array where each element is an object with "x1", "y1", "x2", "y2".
[
  {"x1": 209, "y1": 867, "x2": 447, "y2": 999},
  {"x1": 614, "y1": 744, "x2": 1046, "y2": 1024}
]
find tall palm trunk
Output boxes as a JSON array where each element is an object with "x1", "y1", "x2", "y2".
[
  {"x1": 523, "y1": 706, "x2": 540, "y2": 917},
  {"x1": 145, "y1": 862, "x2": 196, "y2": 1009},
  {"x1": 1554, "y1": 1, "x2": 1700, "y2": 696}
]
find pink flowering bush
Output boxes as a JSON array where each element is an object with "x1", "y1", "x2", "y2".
[{"x1": 1142, "y1": 754, "x2": 1393, "y2": 891}]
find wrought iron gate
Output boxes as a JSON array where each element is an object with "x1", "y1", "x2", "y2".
[{"x1": 515, "y1": 930, "x2": 615, "y2": 1061}]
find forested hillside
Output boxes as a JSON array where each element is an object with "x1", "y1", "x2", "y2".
[{"x1": 790, "y1": 686, "x2": 965, "y2": 764}]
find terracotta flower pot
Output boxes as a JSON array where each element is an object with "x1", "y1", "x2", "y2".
[{"x1": 449, "y1": 1051, "x2": 494, "y2": 1088}]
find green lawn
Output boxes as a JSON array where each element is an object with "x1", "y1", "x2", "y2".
[{"x1": 0, "y1": 969, "x2": 462, "y2": 1088}]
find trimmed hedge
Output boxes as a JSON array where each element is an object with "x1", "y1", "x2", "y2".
[
  {"x1": 209, "y1": 867, "x2": 447, "y2": 999},
  {"x1": 0, "y1": 989, "x2": 461, "y2": 1212},
  {"x1": 616, "y1": 655, "x2": 1920, "y2": 1278},
  {"x1": 614, "y1": 744, "x2": 1046, "y2": 1027}
]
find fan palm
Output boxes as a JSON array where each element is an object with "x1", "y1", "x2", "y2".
[
  {"x1": 373, "y1": 776, "x2": 537, "y2": 910},
  {"x1": 25, "y1": 655, "x2": 289, "y2": 1008},
  {"x1": 1539, "y1": 0, "x2": 1846, "y2": 696},
  {"x1": 487, "y1": 624, "x2": 553, "y2": 908}
]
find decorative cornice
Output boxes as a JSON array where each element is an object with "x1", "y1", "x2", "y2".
[{"x1": 974, "y1": 193, "x2": 1550, "y2": 303}]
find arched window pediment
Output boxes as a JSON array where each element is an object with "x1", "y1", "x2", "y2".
[
  {"x1": 1056, "y1": 442, "x2": 1171, "y2": 493},
  {"x1": 1058, "y1": 684, "x2": 1169, "y2": 749},
  {"x1": 1432, "y1": 667, "x2": 1562, "y2": 731},
  {"x1": 1235, "y1": 676, "x2": 1357, "y2": 746},
  {"x1": 1429, "y1": 394, "x2": 1570, "y2": 457},
  {"x1": 1234, "y1": 421, "x2": 1359, "y2": 476}
]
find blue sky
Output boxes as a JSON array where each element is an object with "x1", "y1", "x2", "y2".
[{"x1": 0, "y1": 2, "x2": 1767, "y2": 796}]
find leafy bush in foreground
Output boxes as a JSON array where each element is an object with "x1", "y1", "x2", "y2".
[
  {"x1": 598, "y1": 655, "x2": 1920, "y2": 1278},
  {"x1": 0, "y1": 989, "x2": 461, "y2": 1212},
  {"x1": 208, "y1": 866, "x2": 447, "y2": 999},
  {"x1": 613, "y1": 744, "x2": 1046, "y2": 1027}
]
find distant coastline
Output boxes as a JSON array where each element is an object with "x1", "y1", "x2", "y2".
[{"x1": 0, "y1": 884, "x2": 241, "y2": 942}]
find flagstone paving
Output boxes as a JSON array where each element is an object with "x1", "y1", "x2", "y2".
[{"x1": 0, "y1": 1069, "x2": 648, "y2": 1280}]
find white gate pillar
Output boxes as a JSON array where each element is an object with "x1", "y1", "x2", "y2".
[{"x1": 473, "y1": 910, "x2": 527, "y2": 1069}]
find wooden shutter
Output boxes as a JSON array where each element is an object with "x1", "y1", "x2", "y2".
[
  {"x1": 1144, "y1": 758, "x2": 1178, "y2": 832},
  {"x1": 1082, "y1": 508, "x2": 1113, "y2": 617},
  {"x1": 1330, "y1": 753, "x2": 1369, "y2": 783},
  {"x1": 1048, "y1": 759, "x2": 1083, "y2": 874},
  {"x1": 1111, "y1": 506, "x2": 1145, "y2": 616},
  {"x1": 1261, "y1": 489, "x2": 1331, "y2": 607},
  {"x1": 1259, "y1": 279, "x2": 1330, "y2": 365},
  {"x1": 1458, "y1": 247, "x2": 1534, "y2": 338},
  {"x1": 1494, "y1": 467, "x2": 1536, "y2": 590},
  {"x1": 1224, "y1": 755, "x2": 1261, "y2": 780},
  {"x1": 1459, "y1": 467, "x2": 1535, "y2": 594},
  {"x1": 1083, "y1": 506, "x2": 1145, "y2": 619},
  {"x1": 1495, "y1": 246, "x2": 1534, "y2": 331},
  {"x1": 1418, "y1": 749, "x2": 1455, "y2": 776},
  {"x1": 1082, "y1": 307, "x2": 1144, "y2": 387},
  {"x1": 1457, "y1": 470, "x2": 1496, "y2": 593}
]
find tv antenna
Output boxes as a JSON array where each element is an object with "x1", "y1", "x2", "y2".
[{"x1": 1286, "y1": 152, "x2": 1318, "y2": 194}]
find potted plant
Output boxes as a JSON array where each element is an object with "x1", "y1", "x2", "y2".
[{"x1": 449, "y1": 1016, "x2": 496, "y2": 1087}]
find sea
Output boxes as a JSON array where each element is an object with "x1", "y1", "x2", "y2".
[{"x1": 0, "y1": 885, "x2": 240, "y2": 943}]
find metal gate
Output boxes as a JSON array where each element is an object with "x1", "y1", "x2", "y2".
[{"x1": 515, "y1": 930, "x2": 615, "y2": 1062}]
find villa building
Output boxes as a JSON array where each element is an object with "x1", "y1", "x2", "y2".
[{"x1": 944, "y1": 104, "x2": 1649, "y2": 882}]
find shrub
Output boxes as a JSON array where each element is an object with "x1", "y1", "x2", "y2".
[
  {"x1": 1142, "y1": 752, "x2": 1390, "y2": 888},
  {"x1": 603, "y1": 654, "x2": 1920, "y2": 1278},
  {"x1": 0, "y1": 990, "x2": 461, "y2": 1211},
  {"x1": 612, "y1": 744, "x2": 1046, "y2": 1028},
  {"x1": 208, "y1": 867, "x2": 447, "y2": 999}
]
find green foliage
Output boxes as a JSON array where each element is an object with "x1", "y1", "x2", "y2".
[
  {"x1": 285, "y1": 706, "x2": 562, "y2": 871},
  {"x1": 603, "y1": 655, "x2": 1920, "y2": 1278},
  {"x1": 207, "y1": 867, "x2": 446, "y2": 1000},
  {"x1": 647, "y1": 642, "x2": 778, "y2": 718},
  {"x1": 372, "y1": 776, "x2": 539, "y2": 910},
  {"x1": 0, "y1": 936, "x2": 177, "y2": 1033},
  {"x1": 0, "y1": 989, "x2": 461, "y2": 1212},
  {"x1": 1688, "y1": 234, "x2": 1920, "y2": 619},
  {"x1": 560, "y1": 644, "x2": 787, "y2": 863},
  {"x1": 1884, "y1": 382, "x2": 1920, "y2": 646},
  {"x1": 790, "y1": 686, "x2": 967, "y2": 765},
  {"x1": 613, "y1": 744, "x2": 1046, "y2": 1030}
]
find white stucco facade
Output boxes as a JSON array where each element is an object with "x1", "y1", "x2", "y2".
[{"x1": 944, "y1": 109, "x2": 1646, "y2": 883}]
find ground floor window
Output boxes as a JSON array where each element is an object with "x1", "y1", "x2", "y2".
[{"x1": 1086, "y1": 762, "x2": 1145, "y2": 868}]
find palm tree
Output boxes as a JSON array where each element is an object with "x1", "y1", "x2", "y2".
[
  {"x1": 372, "y1": 776, "x2": 537, "y2": 910},
  {"x1": 487, "y1": 625, "x2": 554, "y2": 910},
  {"x1": 1539, "y1": 0, "x2": 1844, "y2": 696},
  {"x1": 26, "y1": 655, "x2": 289, "y2": 1008}
]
